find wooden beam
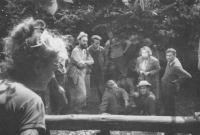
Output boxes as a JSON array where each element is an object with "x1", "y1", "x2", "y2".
[{"x1": 45, "y1": 115, "x2": 200, "y2": 133}]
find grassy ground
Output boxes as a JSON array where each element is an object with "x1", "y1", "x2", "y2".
[{"x1": 45, "y1": 80, "x2": 199, "y2": 135}]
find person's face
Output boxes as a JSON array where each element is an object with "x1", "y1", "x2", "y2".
[
  {"x1": 110, "y1": 82, "x2": 118, "y2": 91},
  {"x1": 79, "y1": 36, "x2": 88, "y2": 49},
  {"x1": 139, "y1": 85, "x2": 148, "y2": 95},
  {"x1": 166, "y1": 52, "x2": 175, "y2": 63},
  {"x1": 108, "y1": 32, "x2": 113, "y2": 39},
  {"x1": 141, "y1": 49, "x2": 149, "y2": 59},
  {"x1": 92, "y1": 39, "x2": 100, "y2": 49},
  {"x1": 119, "y1": 78, "x2": 126, "y2": 85}
]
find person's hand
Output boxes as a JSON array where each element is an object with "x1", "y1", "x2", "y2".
[
  {"x1": 125, "y1": 100, "x2": 129, "y2": 108},
  {"x1": 139, "y1": 70, "x2": 144, "y2": 74},
  {"x1": 58, "y1": 85, "x2": 65, "y2": 94},
  {"x1": 131, "y1": 92, "x2": 139, "y2": 97},
  {"x1": 144, "y1": 72, "x2": 150, "y2": 76},
  {"x1": 194, "y1": 112, "x2": 200, "y2": 120}
]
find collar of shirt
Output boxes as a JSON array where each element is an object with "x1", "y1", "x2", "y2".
[
  {"x1": 169, "y1": 57, "x2": 177, "y2": 66},
  {"x1": 91, "y1": 46, "x2": 100, "y2": 51}
]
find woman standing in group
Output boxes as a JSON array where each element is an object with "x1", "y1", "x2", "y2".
[{"x1": 135, "y1": 46, "x2": 160, "y2": 100}]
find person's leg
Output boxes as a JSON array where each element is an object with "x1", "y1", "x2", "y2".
[
  {"x1": 48, "y1": 80, "x2": 60, "y2": 114},
  {"x1": 74, "y1": 72, "x2": 87, "y2": 114},
  {"x1": 96, "y1": 74, "x2": 104, "y2": 102}
]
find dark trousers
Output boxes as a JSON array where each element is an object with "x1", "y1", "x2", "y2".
[
  {"x1": 48, "y1": 74, "x2": 70, "y2": 115},
  {"x1": 91, "y1": 73, "x2": 105, "y2": 102},
  {"x1": 161, "y1": 79, "x2": 176, "y2": 116}
]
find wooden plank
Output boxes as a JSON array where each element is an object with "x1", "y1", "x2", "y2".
[{"x1": 45, "y1": 115, "x2": 200, "y2": 133}]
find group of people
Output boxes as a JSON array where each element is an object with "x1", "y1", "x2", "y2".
[{"x1": 0, "y1": 17, "x2": 192, "y2": 135}]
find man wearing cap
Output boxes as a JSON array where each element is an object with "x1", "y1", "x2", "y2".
[
  {"x1": 161, "y1": 48, "x2": 191, "y2": 117},
  {"x1": 132, "y1": 80, "x2": 156, "y2": 115},
  {"x1": 99, "y1": 80, "x2": 129, "y2": 114},
  {"x1": 70, "y1": 32, "x2": 94, "y2": 114},
  {"x1": 87, "y1": 35, "x2": 107, "y2": 102}
]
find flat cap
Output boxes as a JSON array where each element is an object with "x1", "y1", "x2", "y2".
[
  {"x1": 91, "y1": 35, "x2": 102, "y2": 40},
  {"x1": 77, "y1": 32, "x2": 88, "y2": 40}
]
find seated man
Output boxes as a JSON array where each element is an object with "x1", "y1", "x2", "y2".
[
  {"x1": 99, "y1": 80, "x2": 129, "y2": 115},
  {"x1": 131, "y1": 80, "x2": 156, "y2": 115}
]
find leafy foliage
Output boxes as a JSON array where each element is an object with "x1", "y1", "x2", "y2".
[{"x1": 1, "y1": 0, "x2": 200, "y2": 63}]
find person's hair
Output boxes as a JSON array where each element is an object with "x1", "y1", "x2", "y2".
[
  {"x1": 3, "y1": 17, "x2": 68, "y2": 83},
  {"x1": 139, "y1": 46, "x2": 152, "y2": 56},
  {"x1": 91, "y1": 35, "x2": 102, "y2": 43},
  {"x1": 166, "y1": 48, "x2": 176, "y2": 55},
  {"x1": 143, "y1": 38, "x2": 152, "y2": 46},
  {"x1": 118, "y1": 75, "x2": 126, "y2": 81},
  {"x1": 106, "y1": 80, "x2": 116, "y2": 88}
]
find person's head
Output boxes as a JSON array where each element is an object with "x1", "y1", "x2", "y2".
[
  {"x1": 91, "y1": 35, "x2": 102, "y2": 50},
  {"x1": 107, "y1": 29, "x2": 113, "y2": 39},
  {"x1": 137, "y1": 80, "x2": 151, "y2": 95},
  {"x1": 143, "y1": 38, "x2": 152, "y2": 47},
  {"x1": 111, "y1": 38, "x2": 121, "y2": 46},
  {"x1": 166, "y1": 48, "x2": 176, "y2": 63},
  {"x1": 3, "y1": 17, "x2": 68, "y2": 90},
  {"x1": 62, "y1": 35, "x2": 74, "y2": 48},
  {"x1": 77, "y1": 32, "x2": 88, "y2": 49},
  {"x1": 118, "y1": 75, "x2": 126, "y2": 85},
  {"x1": 128, "y1": 34, "x2": 139, "y2": 44},
  {"x1": 140, "y1": 46, "x2": 152, "y2": 58},
  {"x1": 106, "y1": 80, "x2": 118, "y2": 91}
]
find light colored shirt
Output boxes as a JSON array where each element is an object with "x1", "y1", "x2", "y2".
[
  {"x1": 140, "y1": 58, "x2": 149, "y2": 71},
  {"x1": 71, "y1": 46, "x2": 94, "y2": 73}
]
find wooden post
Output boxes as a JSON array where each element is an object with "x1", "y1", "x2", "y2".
[
  {"x1": 198, "y1": 37, "x2": 200, "y2": 70},
  {"x1": 45, "y1": 115, "x2": 200, "y2": 134}
]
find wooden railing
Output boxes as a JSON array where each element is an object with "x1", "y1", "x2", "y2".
[{"x1": 45, "y1": 115, "x2": 200, "y2": 134}]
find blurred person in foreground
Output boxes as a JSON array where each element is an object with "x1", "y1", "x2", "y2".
[
  {"x1": 0, "y1": 17, "x2": 68, "y2": 135},
  {"x1": 87, "y1": 35, "x2": 107, "y2": 102},
  {"x1": 48, "y1": 35, "x2": 74, "y2": 115}
]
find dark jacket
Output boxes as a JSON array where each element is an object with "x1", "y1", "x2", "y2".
[
  {"x1": 135, "y1": 56, "x2": 161, "y2": 98},
  {"x1": 134, "y1": 91, "x2": 156, "y2": 115},
  {"x1": 87, "y1": 46, "x2": 107, "y2": 73},
  {"x1": 99, "y1": 87, "x2": 129, "y2": 114}
]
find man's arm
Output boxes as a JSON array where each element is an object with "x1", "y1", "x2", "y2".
[
  {"x1": 71, "y1": 49, "x2": 87, "y2": 67},
  {"x1": 19, "y1": 97, "x2": 46, "y2": 135},
  {"x1": 175, "y1": 66, "x2": 192, "y2": 79},
  {"x1": 99, "y1": 92, "x2": 109, "y2": 114},
  {"x1": 85, "y1": 49, "x2": 94, "y2": 65},
  {"x1": 119, "y1": 88, "x2": 129, "y2": 108},
  {"x1": 20, "y1": 129, "x2": 41, "y2": 135},
  {"x1": 147, "y1": 96, "x2": 156, "y2": 116}
]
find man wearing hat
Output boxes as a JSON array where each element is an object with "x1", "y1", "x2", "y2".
[
  {"x1": 132, "y1": 80, "x2": 156, "y2": 115},
  {"x1": 99, "y1": 80, "x2": 129, "y2": 114},
  {"x1": 70, "y1": 32, "x2": 94, "y2": 114},
  {"x1": 87, "y1": 35, "x2": 107, "y2": 102},
  {"x1": 161, "y1": 48, "x2": 191, "y2": 117}
]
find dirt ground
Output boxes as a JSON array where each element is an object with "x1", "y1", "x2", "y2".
[{"x1": 45, "y1": 79, "x2": 199, "y2": 135}]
